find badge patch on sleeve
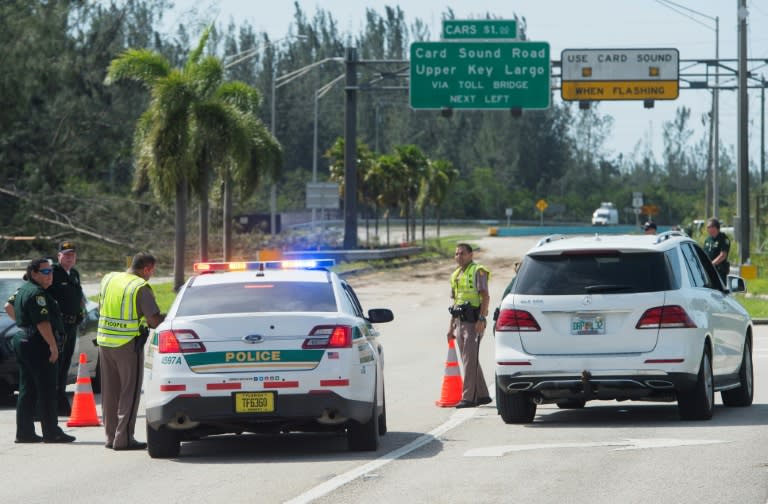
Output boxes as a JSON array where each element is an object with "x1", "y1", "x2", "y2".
[{"x1": 36, "y1": 296, "x2": 47, "y2": 306}]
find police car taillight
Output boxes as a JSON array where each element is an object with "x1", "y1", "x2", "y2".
[
  {"x1": 158, "y1": 329, "x2": 207, "y2": 353},
  {"x1": 302, "y1": 325, "x2": 352, "y2": 349}
]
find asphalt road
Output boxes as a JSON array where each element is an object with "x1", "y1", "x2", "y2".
[{"x1": 2, "y1": 234, "x2": 766, "y2": 504}]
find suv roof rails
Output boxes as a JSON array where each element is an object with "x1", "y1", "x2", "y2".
[
  {"x1": 536, "y1": 234, "x2": 567, "y2": 247},
  {"x1": 655, "y1": 231, "x2": 686, "y2": 244}
]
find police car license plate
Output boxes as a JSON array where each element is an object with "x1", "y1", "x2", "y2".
[
  {"x1": 234, "y1": 392, "x2": 275, "y2": 413},
  {"x1": 571, "y1": 316, "x2": 605, "y2": 335}
]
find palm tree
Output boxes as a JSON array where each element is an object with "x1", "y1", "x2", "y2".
[
  {"x1": 417, "y1": 159, "x2": 458, "y2": 243},
  {"x1": 106, "y1": 28, "x2": 280, "y2": 289},
  {"x1": 394, "y1": 145, "x2": 428, "y2": 242}
]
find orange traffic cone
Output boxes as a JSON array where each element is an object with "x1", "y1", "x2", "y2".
[
  {"x1": 435, "y1": 339, "x2": 463, "y2": 407},
  {"x1": 67, "y1": 353, "x2": 101, "y2": 427}
]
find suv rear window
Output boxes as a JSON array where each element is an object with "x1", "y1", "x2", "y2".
[
  {"x1": 175, "y1": 282, "x2": 337, "y2": 316},
  {"x1": 514, "y1": 252, "x2": 673, "y2": 295}
]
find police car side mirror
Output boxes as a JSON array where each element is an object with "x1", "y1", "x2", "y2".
[{"x1": 367, "y1": 308, "x2": 394, "y2": 324}]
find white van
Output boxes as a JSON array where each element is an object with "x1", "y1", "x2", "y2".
[{"x1": 591, "y1": 202, "x2": 619, "y2": 226}]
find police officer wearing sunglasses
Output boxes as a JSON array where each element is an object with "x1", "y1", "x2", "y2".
[{"x1": 4, "y1": 258, "x2": 75, "y2": 443}]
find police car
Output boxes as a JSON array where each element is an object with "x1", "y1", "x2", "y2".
[
  {"x1": 494, "y1": 232, "x2": 753, "y2": 423},
  {"x1": 143, "y1": 259, "x2": 393, "y2": 458}
]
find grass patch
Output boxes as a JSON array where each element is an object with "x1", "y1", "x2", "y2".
[{"x1": 734, "y1": 295, "x2": 768, "y2": 318}]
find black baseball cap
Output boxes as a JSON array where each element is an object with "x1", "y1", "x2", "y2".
[
  {"x1": 643, "y1": 221, "x2": 657, "y2": 231},
  {"x1": 58, "y1": 240, "x2": 76, "y2": 253}
]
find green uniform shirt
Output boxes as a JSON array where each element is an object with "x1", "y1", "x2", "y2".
[
  {"x1": 11, "y1": 281, "x2": 64, "y2": 333},
  {"x1": 703, "y1": 232, "x2": 730, "y2": 262}
]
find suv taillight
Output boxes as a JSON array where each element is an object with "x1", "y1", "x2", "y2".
[
  {"x1": 302, "y1": 325, "x2": 352, "y2": 349},
  {"x1": 636, "y1": 306, "x2": 697, "y2": 329},
  {"x1": 495, "y1": 309, "x2": 541, "y2": 332},
  {"x1": 158, "y1": 329, "x2": 206, "y2": 353}
]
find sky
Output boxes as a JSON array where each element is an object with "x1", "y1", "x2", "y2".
[{"x1": 163, "y1": 0, "x2": 768, "y2": 165}]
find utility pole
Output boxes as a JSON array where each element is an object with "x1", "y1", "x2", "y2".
[
  {"x1": 343, "y1": 47, "x2": 358, "y2": 249},
  {"x1": 737, "y1": 0, "x2": 749, "y2": 264}
]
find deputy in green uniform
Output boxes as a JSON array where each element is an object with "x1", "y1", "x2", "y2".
[
  {"x1": 703, "y1": 217, "x2": 730, "y2": 284},
  {"x1": 3, "y1": 258, "x2": 75, "y2": 443},
  {"x1": 49, "y1": 240, "x2": 86, "y2": 416}
]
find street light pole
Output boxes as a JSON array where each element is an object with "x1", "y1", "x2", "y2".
[
  {"x1": 655, "y1": 1, "x2": 720, "y2": 218},
  {"x1": 224, "y1": 34, "x2": 308, "y2": 236},
  {"x1": 737, "y1": 0, "x2": 750, "y2": 264}
]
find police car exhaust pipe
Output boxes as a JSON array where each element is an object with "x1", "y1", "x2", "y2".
[
  {"x1": 168, "y1": 414, "x2": 200, "y2": 430},
  {"x1": 506, "y1": 382, "x2": 533, "y2": 391},
  {"x1": 316, "y1": 409, "x2": 347, "y2": 425}
]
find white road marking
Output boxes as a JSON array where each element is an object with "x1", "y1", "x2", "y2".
[
  {"x1": 464, "y1": 438, "x2": 727, "y2": 457},
  {"x1": 284, "y1": 408, "x2": 478, "y2": 504}
]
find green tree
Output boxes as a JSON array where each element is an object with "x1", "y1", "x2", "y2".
[{"x1": 106, "y1": 27, "x2": 280, "y2": 289}]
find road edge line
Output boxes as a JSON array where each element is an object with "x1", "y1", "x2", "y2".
[{"x1": 283, "y1": 407, "x2": 479, "y2": 504}]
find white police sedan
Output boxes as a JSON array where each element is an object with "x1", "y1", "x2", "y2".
[{"x1": 143, "y1": 260, "x2": 393, "y2": 458}]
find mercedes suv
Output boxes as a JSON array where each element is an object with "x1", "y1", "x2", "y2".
[{"x1": 494, "y1": 232, "x2": 753, "y2": 423}]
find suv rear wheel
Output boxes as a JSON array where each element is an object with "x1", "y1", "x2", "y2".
[
  {"x1": 677, "y1": 349, "x2": 714, "y2": 421},
  {"x1": 496, "y1": 381, "x2": 536, "y2": 423},
  {"x1": 721, "y1": 337, "x2": 753, "y2": 407},
  {"x1": 556, "y1": 399, "x2": 586, "y2": 409}
]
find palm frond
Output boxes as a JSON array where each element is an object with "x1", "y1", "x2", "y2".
[{"x1": 105, "y1": 48, "x2": 171, "y2": 87}]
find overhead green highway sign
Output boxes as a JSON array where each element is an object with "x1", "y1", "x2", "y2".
[
  {"x1": 409, "y1": 41, "x2": 551, "y2": 110},
  {"x1": 442, "y1": 20, "x2": 518, "y2": 40}
]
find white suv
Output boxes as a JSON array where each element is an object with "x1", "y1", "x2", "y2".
[
  {"x1": 494, "y1": 232, "x2": 753, "y2": 423},
  {"x1": 144, "y1": 260, "x2": 393, "y2": 458}
]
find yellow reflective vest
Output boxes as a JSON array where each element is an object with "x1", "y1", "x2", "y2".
[
  {"x1": 97, "y1": 272, "x2": 149, "y2": 348},
  {"x1": 450, "y1": 262, "x2": 491, "y2": 308}
]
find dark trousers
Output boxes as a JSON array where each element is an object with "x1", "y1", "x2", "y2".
[
  {"x1": 13, "y1": 332, "x2": 64, "y2": 440},
  {"x1": 56, "y1": 323, "x2": 78, "y2": 406}
]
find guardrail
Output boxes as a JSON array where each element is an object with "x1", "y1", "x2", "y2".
[{"x1": 283, "y1": 246, "x2": 423, "y2": 262}]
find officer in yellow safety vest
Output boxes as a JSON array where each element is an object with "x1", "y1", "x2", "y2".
[
  {"x1": 97, "y1": 252, "x2": 164, "y2": 451},
  {"x1": 447, "y1": 243, "x2": 492, "y2": 408}
]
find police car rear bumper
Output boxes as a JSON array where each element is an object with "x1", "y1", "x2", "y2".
[{"x1": 145, "y1": 392, "x2": 374, "y2": 429}]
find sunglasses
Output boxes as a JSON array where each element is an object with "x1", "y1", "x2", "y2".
[{"x1": 37, "y1": 268, "x2": 53, "y2": 275}]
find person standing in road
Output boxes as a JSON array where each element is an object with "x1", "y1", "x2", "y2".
[
  {"x1": 4, "y1": 258, "x2": 76, "y2": 443},
  {"x1": 703, "y1": 217, "x2": 731, "y2": 284},
  {"x1": 97, "y1": 252, "x2": 164, "y2": 451},
  {"x1": 447, "y1": 243, "x2": 492, "y2": 409},
  {"x1": 49, "y1": 240, "x2": 86, "y2": 416}
]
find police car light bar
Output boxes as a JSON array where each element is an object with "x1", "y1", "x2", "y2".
[{"x1": 193, "y1": 259, "x2": 335, "y2": 273}]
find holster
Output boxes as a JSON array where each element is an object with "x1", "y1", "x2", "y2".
[{"x1": 133, "y1": 326, "x2": 150, "y2": 353}]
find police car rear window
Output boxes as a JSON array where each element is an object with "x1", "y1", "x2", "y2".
[
  {"x1": 175, "y1": 282, "x2": 337, "y2": 316},
  {"x1": 514, "y1": 252, "x2": 672, "y2": 295}
]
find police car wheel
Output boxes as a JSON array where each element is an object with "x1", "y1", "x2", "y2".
[
  {"x1": 147, "y1": 424, "x2": 180, "y2": 458},
  {"x1": 347, "y1": 390, "x2": 380, "y2": 451}
]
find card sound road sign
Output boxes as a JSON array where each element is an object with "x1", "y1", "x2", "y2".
[
  {"x1": 561, "y1": 48, "x2": 679, "y2": 101},
  {"x1": 409, "y1": 41, "x2": 551, "y2": 110}
]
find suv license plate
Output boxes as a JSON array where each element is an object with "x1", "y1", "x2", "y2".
[
  {"x1": 234, "y1": 392, "x2": 276, "y2": 413},
  {"x1": 571, "y1": 316, "x2": 605, "y2": 335}
]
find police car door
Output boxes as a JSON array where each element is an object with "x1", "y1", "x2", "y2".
[{"x1": 339, "y1": 281, "x2": 378, "y2": 388}]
